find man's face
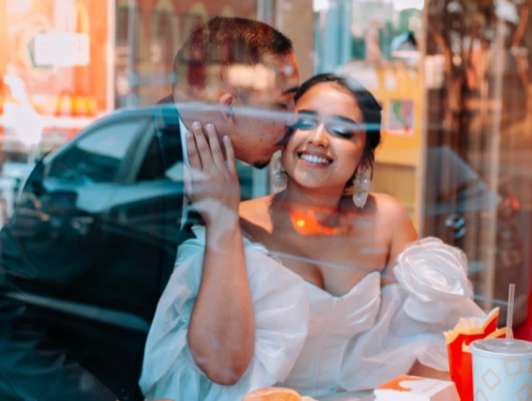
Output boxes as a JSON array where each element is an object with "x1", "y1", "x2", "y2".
[{"x1": 231, "y1": 52, "x2": 300, "y2": 168}]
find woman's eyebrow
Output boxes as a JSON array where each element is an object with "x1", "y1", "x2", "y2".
[
  {"x1": 297, "y1": 110, "x2": 362, "y2": 126},
  {"x1": 333, "y1": 115, "x2": 361, "y2": 126},
  {"x1": 297, "y1": 109, "x2": 318, "y2": 115},
  {"x1": 298, "y1": 110, "x2": 359, "y2": 123}
]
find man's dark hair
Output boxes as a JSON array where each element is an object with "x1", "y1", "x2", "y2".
[{"x1": 174, "y1": 17, "x2": 293, "y2": 90}]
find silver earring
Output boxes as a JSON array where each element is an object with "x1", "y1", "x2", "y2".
[
  {"x1": 273, "y1": 152, "x2": 288, "y2": 189},
  {"x1": 353, "y1": 166, "x2": 371, "y2": 208},
  {"x1": 274, "y1": 168, "x2": 288, "y2": 188}
]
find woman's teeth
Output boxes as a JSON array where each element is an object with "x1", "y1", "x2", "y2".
[{"x1": 299, "y1": 153, "x2": 331, "y2": 165}]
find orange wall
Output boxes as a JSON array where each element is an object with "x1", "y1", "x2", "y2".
[
  {"x1": 0, "y1": 5, "x2": 7, "y2": 117},
  {"x1": 134, "y1": 0, "x2": 256, "y2": 18},
  {"x1": 120, "y1": 0, "x2": 258, "y2": 105},
  {"x1": 0, "y1": 0, "x2": 259, "y2": 115},
  {"x1": 1, "y1": 0, "x2": 110, "y2": 117}
]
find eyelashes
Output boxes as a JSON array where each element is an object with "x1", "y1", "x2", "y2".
[{"x1": 291, "y1": 117, "x2": 356, "y2": 139}]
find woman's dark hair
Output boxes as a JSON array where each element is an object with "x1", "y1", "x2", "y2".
[{"x1": 293, "y1": 73, "x2": 382, "y2": 180}]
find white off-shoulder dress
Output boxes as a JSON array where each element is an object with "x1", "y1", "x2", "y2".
[{"x1": 139, "y1": 227, "x2": 485, "y2": 401}]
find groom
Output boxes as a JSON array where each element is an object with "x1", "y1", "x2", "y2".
[{"x1": 0, "y1": 17, "x2": 299, "y2": 401}]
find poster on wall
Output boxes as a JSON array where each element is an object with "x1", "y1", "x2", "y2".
[
  {"x1": 1, "y1": 0, "x2": 112, "y2": 145},
  {"x1": 387, "y1": 99, "x2": 415, "y2": 137}
]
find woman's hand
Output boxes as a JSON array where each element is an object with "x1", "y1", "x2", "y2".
[
  {"x1": 184, "y1": 121, "x2": 240, "y2": 226},
  {"x1": 184, "y1": 122, "x2": 254, "y2": 385}
]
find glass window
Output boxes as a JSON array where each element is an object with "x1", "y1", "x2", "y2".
[
  {"x1": 2, "y1": 1, "x2": 532, "y2": 401},
  {"x1": 136, "y1": 135, "x2": 166, "y2": 181},
  {"x1": 48, "y1": 120, "x2": 143, "y2": 183}
]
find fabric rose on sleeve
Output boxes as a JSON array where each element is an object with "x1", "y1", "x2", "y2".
[{"x1": 394, "y1": 237, "x2": 474, "y2": 323}]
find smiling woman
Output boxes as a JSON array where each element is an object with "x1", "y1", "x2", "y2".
[
  {"x1": 282, "y1": 74, "x2": 381, "y2": 197},
  {"x1": 138, "y1": 73, "x2": 484, "y2": 401},
  {"x1": 2, "y1": 2, "x2": 532, "y2": 401}
]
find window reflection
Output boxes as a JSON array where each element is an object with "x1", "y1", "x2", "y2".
[
  {"x1": 1, "y1": 1, "x2": 532, "y2": 400},
  {"x1": 48, "y1": 119, "x2": 144, "y2": 183}
]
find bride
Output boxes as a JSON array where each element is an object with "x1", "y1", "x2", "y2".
[{"x1": 139, "y1": 74, "x2": 484, "y2": 401}]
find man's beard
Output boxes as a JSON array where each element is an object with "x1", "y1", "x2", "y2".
[
  {"x1": 253, "y1": 159, "x2": 270, "y2": 169},
  {"x1": 252, "y1": 127, "x2": 293, "y2": 169},
  {"x1": 276, "y1": 127, "x2": 294, "y2": 148}
]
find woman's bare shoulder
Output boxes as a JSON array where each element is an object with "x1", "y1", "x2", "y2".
[
  {"x1": 367, "y1": 193, "x2": 417, "y2": 240},
  {"x1": 239, "y1": 195, "x2": 275, "y2": 224},
  {"x1": 364, "y1": 194, "x2": 418, "y2": 274},
  {"x1": 371, "y1": 193, "x2": 411, "y2": 222}
]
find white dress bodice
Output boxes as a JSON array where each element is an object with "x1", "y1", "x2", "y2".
[
  {"x1": 139, "y1": 227, "x2": 485, "y2": 401},
  {"x1": 285, "y1": 274, "x2": 381, "y2": 395}
]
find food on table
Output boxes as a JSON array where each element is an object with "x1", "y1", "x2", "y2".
[
  {"x1": 374, "y1": 375, "x2": 459, "y2": 400},
  {"x1": 243, "y1": 387, "x2": 317, "y2": 401},
  {"x1": 444, "y1": 308, "x2": 508, "y2": 401}
]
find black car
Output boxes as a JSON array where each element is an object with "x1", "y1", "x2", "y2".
[{"x1": 0, "y1": 105, "x2": 256, "y2": 400}]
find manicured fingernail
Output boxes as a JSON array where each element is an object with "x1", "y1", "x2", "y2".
[
  {"x1": 192, "y1": 121, "x2": 201, "y2": 130},
  {"x1": 185, "y1": 131, "x2": 193, "y2": 138},
  {"x1": 206, "y1": 124, "x2": 214, "y2": 132},
  {"x1": 224, "y1": 135, "x2": 230, "y2": 142}
]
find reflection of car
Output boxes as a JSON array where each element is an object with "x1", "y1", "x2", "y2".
[
  {"x1": 0, "y1": 105, "x2": 256, "y2": 399},
  {"x1": 4, "y1": 108, "x2": 184, "y2": 315}
]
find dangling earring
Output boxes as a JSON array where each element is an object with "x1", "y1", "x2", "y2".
[
  {"x1": 353, "y1": 166, "x2": 371, "y2": 208},
  {"x1": 273, "y1": 153, "x2": 288, "y2": 188},
  {"x1": 274, "y1": 168, "x2": 288, "y2": 188}
]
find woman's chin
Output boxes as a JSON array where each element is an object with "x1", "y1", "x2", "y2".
[
  {"x1": 287, "y1": 172, "x2": 347, "y2": 192},
  {"x1": 289, "y1": 179, "x2": 337, "y2": 193}
]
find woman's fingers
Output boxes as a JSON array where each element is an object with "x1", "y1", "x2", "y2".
[
  {"x1": 185, "y1": 131, "x2": 202, "y2": 170},
  {"x1": 205, "y1": 123, "x2": 225, "y2": 170},
  {"x1": 181, "y1": 127, "x2": 241, "y2": 224},
  {"x1": 224, "y1": 136, "x2": 237, "y2": 176},
  {"x1": 191, "y1": 121, "x2": 214, "y2": 170}
]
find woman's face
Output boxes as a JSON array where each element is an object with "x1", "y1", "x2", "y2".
[{"x1": 282, "y1": 82, "x2": 367, "y2": 193}]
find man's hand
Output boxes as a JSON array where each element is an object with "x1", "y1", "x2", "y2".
[{"x1": 184, "y1": 122, "x2": 240, "y2": 226}]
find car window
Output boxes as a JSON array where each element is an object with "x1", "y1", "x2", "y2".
[
  {"x1": 136, "y1": 135, "x2": 166, "y2": 182},
  {"x1": 48, "y1": 120, "x2": 143, "y2": 183},
  {"x1": 136, "y1": 133, "x2": 255, "y2": 202},
  {"x1": 136, "y1": 114, "x2": 182, "y2": 183}
]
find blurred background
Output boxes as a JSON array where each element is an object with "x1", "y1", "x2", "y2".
[{"x1": 1, "y1": 0, "x2": 531, "y2": 334}]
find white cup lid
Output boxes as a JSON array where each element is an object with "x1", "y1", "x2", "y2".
[{"x1": 471, "y1": 339, "x2": 532, "y2": 358}]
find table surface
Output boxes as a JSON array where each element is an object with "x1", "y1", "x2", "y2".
[{"x1": 317, "y1": 392, "x2": 375, "y2": 401}]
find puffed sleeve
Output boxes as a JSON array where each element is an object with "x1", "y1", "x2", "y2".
[
  {"x1": 338, "y1": 237, "x2": 485, "y2": 393},
  {"x1": 139, "y1": 227, "x2": 310, "y2": 401}
]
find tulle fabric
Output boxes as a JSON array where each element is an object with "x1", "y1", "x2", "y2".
[
  {"x1": 337, "y1": 283, "x2": 484, "y2": 394},
  {"x1": 139, "y1": 227, "x2": 485, "y2": 400},
  {"x1": 139, "y1": 227, "x2": 310, "y2": 401}
]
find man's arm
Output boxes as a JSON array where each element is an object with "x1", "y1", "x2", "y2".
[{"x1": 183, "y1": 123, "x2": 255, "y2": 385}]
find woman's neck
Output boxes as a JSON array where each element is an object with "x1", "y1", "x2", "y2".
[
  {"x1": 283, "y1": 181, "x2": 343, "y2": 210},
  {"x1": 272, "y1": 181, "x2": 349, "y2": 231}
]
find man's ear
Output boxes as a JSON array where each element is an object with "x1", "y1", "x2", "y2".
[{"x1": 219, "y1": 93, "x2": 237, "y2": 123}]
